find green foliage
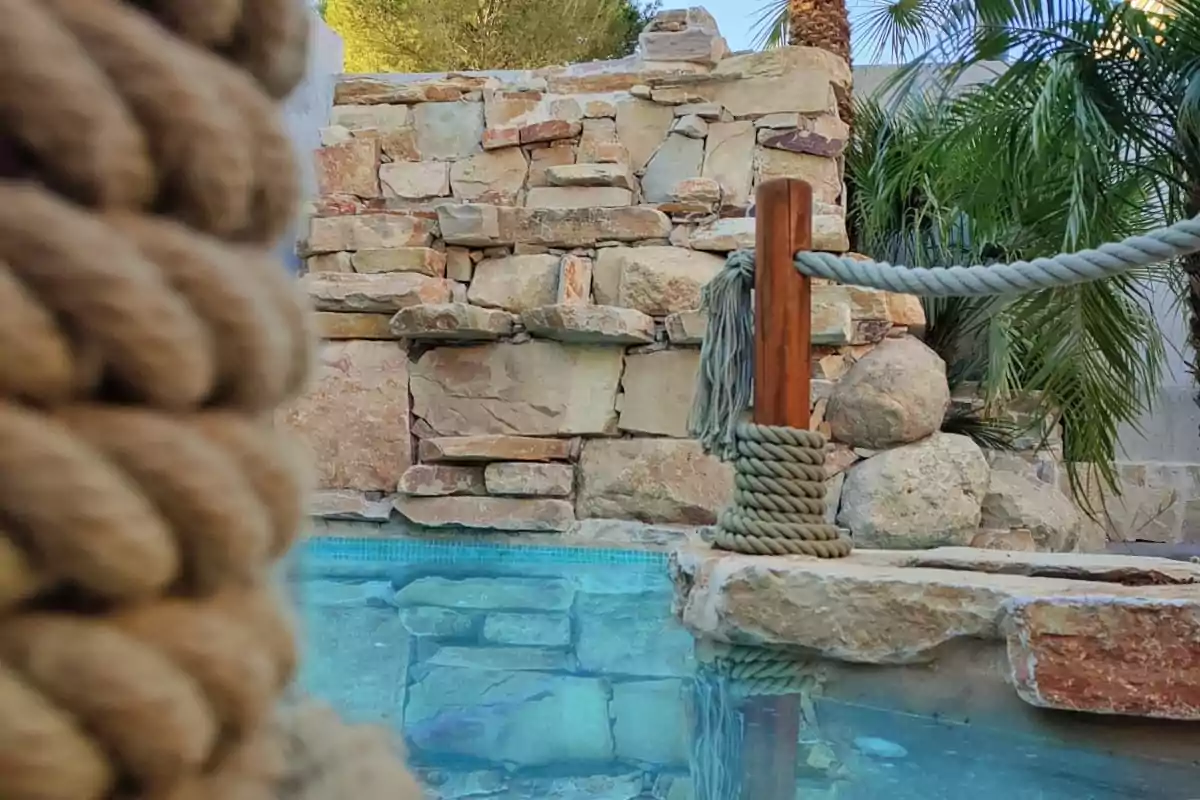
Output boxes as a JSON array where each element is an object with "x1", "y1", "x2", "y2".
[{"x1": 321, "y1": 0, "x2": 660, "y2": 73}]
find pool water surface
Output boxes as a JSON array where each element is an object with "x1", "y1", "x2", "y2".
[{"x1": 292, "y1": 537, "x2": 1199, "y2": 799}]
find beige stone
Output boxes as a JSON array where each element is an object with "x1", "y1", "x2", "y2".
[
  {"x1": 754, "y1": 148, "x2": 841, "y2": 204},
  {"x1": 309, "y1": 489, "x2": 394, "y2": 521},
  {"x1": 414, "y1": 101, "x2": 485, "y2": 160},
  {"x1": 522, "y1": 304, "x2": 655, "y2": 344},
  {"x1": 669, "y1": 178, "x2": 721, "y2": 205},
  {"x1": 482, "y1": 127, "x2": 520, "y2": 150},
  {"x1": 380, "y1": 161, "x2": 450, "y2": 199},
  {"x1": 376, "y1": 128, "x2": 422, "y2": 161},
  {"x1": 307, "y1": 213, "x2": 437, "y2": 252},
  {"x1": 686, "y1": 209, "x2": 847, "y2": 252},
  {"x1": 394, "y1": 496, "x2": 576, "y2": 531},
  {"x1": 577, "y1": 439, "x2": 733, "y2": 525},
  {"x1": 315, "y1": 138, "x2": 381, "y2": 197},
  {"x1": 319, "y1": 125, "x2": 353, "y2": 147},
  {"x1": 557, "y1": 254, "x2": 592, "y2": 304},
  {"x1": 545, "y1": 163, "x2": 633, "y2": 189},
  {"x1": 468, "y1": 254, "x2": 561, "y2": 312},
  {"x1": 519, "y1": 120, "x2": 582, "y2": 144},
  {"x1": 445, "y1": 247, "x2": 474, "y2": 281},
  {"x1": 390, "y1": 303, "x2": 515, "y2": 341},
  {"x1": 529, "y1": 141, "x2": 578, "y2": 187},
  {"x1": 671, "y1": 114, "x2": 708, "y2": 139},
  {"x1": 313, "y1": 312, "x2": 396, "y2": 340},
  {"x1": 437, "y1": 204, "x2": 512, "y2": 246},
  {"x1": 712, "y1": 46, "x2": 851, "y2": 88},
  {"x1": 618, "y1": 350, "x2": 700, "y2": 437},
  {"x1": 639, "y1": 24, "x2": 727, "y2": 66},
  {"x1": 592, "y1": 246, "x2": 724, "y2": 315},
  {"x1": 971, "y1": 529, "x2": 1039, "y2": 552},
  {"x1": 397, "y1": 465, "x2": 486, "y2": 496},
  {"x1": 410, "y1": 341, "x2": 624, "y2": 436},
  {"x1": 701, "y1": 121, "x2": 756, "y2": 207},
  {"x1": 641, "y1": 134, "x2": 705, "y2": 204},
  {"x1": 676, "y1": 102, "x2": 724, "y2": 119},
  {"x1": 525, "y1": 187, "x2": 633, "y2": 209},
  {"x1": 335, "y1": 75, "x2": 490, "y2": 105},
  {"x1": 615, "y1": 99, "x2": 676, "y2": 170},
  {"x1": 450, "y1": 148, "x2": 529, "y2": 204},
  {"x1": 982, "y1": 470, "x2": 1082, "y2": 552},
  {"x1": 811, "y1": 293, "x2": 853, "y2": 345},
  {"x1": 886, "y1": 293, "x2": 927, "y2": 336},
  {"x1": 513, "y1": 207, "x2": 671, "y2": 247},
  {"x1": 485, "y1": 463, "x2": 575, "y2": 497},
  {"x1": 330, "y1": 104, "x2": 412, "y2": 131},
  {"x1": 418, "y1": 435, "x2": 575, "y2": 463},
  {"x1": 351, "y1": 247, "x2": 447, "y2": 276},
  {"x1": 576, "y1": 118, "x2": 620, "y2": 164},
  {"x1": 306, "y1": 252, "x2": 353, "y2": 273},
  {"x1": 664, "y1": 310, "x2": 706, "y2": 345},
  {"x1": 283, "y1": 341, "x2": 410, "y2": 491},
  {"x1": 302, "y1": 272, "x2": 453, "y2": 312},
  {"x1": 484, "y1": 90, "x2": 546, "y2": 129}
]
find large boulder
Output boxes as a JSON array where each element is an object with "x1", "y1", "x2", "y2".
[
  {"x1": 838, "y1": 433, "x2": 990, "y2": 549},
  {"x1": 827, "y1": 338, "x2": 950, "y2": 449},
  {"x1": 980, "y1": 469, "x2": 1082, "y2": 552}
]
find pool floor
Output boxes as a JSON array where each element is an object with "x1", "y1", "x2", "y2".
[{"x1": 292, "y1": 538, "x2": 1200, "y2": 799}]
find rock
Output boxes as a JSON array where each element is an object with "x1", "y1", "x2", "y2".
[
  {"x1": 399, "y1": 607, "x2": 475, "y2": 638},
  {"x1": 618, "y1": 350, "x2": 699, "y2": 437},
  {"x1": 418, "y1": 435, "x2": 574, "y2": 463},
  {"x1": 410, "y1": 342, "x2": 623, "y2": 436},
  {"x1": 513, "y1": 207, "x2": 671, "y2": 247},
  {"x1": 811, "y1": 293, "x2": 854, "y2": 345},
  {"x1": 641, "y1": 134, "x2": 706, "y2": 203},
  {"x1": 825, "y1": 471, "x2": 845, "y2": 525},
  {"x1": 981, "y1": 470, "x2": 1082, "y2": 552},
  {"x1": 522, "y1": 304, "x2": 655, "y2": 344},
  {"x1": 758, "y1": 115, "x2": 850, "y2": 157},
  {"x1": 754, "y1": 147, "x2": 841, "y2": 205},
  {"x1": 414, "y1": 101, "x2": 484, "y2": 160},
  {"x1": 397, "y1": 465, "x2": 486, "y2": 497},
  {"x1": 615, "y1": 98, "x2": 676, "y2": 170},
  {"x1": 970, "y1": 528, "x2": 1038, "y2": 552},
  {"x1": 312, "y1": 312, "x2": 396, "y2": 340},
  {"x1": 687, "y1": 210, "x2": 848, "y2": 253},
  {"x1": 330, "y1": 104, "x2": 412, "y2": 131},
  {"x1": 524, "y1": 186, "x2": 633, "y2": 208},
  {"x1": 335, "y1": 75, "x2": 489, "y2": 105},
  {"x1": 306, "y1": 213, "x2": 436, "y2": 252},
  {"x1": 282, "y1": 341, "x2": 410, "y2": 491},
  {"x1": 545, "y1": 163, "x2": 633, "y2": 189},
  {"x1": 423, "y1": 646, "x2": 572, "y2": 672},
  {"x1": 450, "y1": 148, "x2": 529, "y2": 204},
  {"x1": 298, "y1": 606, "x2": 410, "y2": 724},
  {"x1": 390, "y1": 303, "x2": 515, "y2": 341},
  {"x1": 838, "y1": 433, "x2": 990, "y2": 549},
  {"x1": 404, "y1": 668, "x2": 613, "y2": 765},
  {"x1": 303, "y1": 579, "x2": 395, "y2": 608},
  {"x1": 886, "y1": 293, "x2": 927, "y2": 336},
  {"x1": 827, "y1": 338, "x2": 950, "y2": 448},
  {"x1": 669, "y1": 177, "x2": 722, "y2": 206},
  {"x1": 505, "y1": 774, "x2": 644, "y2": 799},
  {"x1": 576, "y1": 118, "x2": 621, "y2": 164},
  {"x1": 435, "y1": 204, "x2": 509, "y2": 246},
  {"x1": 484, "y1": 462, "x2": 574, "y2": 497},
  {"x1": 702, "y1": 121, "x2": 756, "y2": 208},
  {"x1": 444, "y1": 247, "x2": 474, "y2": 281},
  {"x1": 305, "y1": 252, "x2": 353, "y2": 273},
  {"x1": 379, "y1": 161, "x2": 450, "y2": 199},
  {"x1": 575, "y1": 592, "x2": 695, "y2": 677},
  {"x1": 664, "y1": 310, "x2": 706, "y2": 345},
  {"x1": 611, "y1": 680, "x2": 690, "y2": 765},
  {"x1": 556, "y1": 254, "x2": 592, "y2": 304},
  {"x1": 351, "y1": 247, "x2": 446, "y2": 276},
  {"x1": 592, "y1": 246, "x2": 725, "y2": 315},
  {"x1": 377, "y1": 128, "x2": 421, "y2": 161},
  {"x1": 854, "y1": 737, "x2": 908, "y2": 759},
  {"x1": 395, "y1": 494, "x2": 576, "y2": 532},
  {"x1": 639, "y1": 13, "x2": 726, "y2": 65},
  {"x1": 395, "y1": 576, "x2": 574, "y2": 610},
  {"x1": 309, "y1": 490, "x2": 394, "y2": 521},
  {"x1": 577, "y1": 438, "x2": 733, "y2": 525},
  {"x1": 315, "y1": 138, "x2": 380, "y2": 197},
  {"x1": 1006, "y1": 596, "x2": 1200, "y2": 719},
  {"x1": 519, "y1": 119, "x2": 582, "y2": 144},
  {"x1": 529, "y1": 142, "x2": 578, "y2": 188},
  {"x1": 467, "y1": 254, "x2": 561, "y2": 312},
  {"x1": 482, "y1": 613, "x2": 571, "y2": 647},
  {"x1": 302, "y1": 272, "x2": 453, "y2": 313},
  {"x1": 481, "y1": 126, "x2": 520, "y2": 150},
  {"x1": 672, "y1": 114, "x2": 709, "y2": 138}
]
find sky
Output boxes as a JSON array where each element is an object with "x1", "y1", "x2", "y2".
[{"x1": 701, "y1": 0, "x2": 888, "y2": 64}]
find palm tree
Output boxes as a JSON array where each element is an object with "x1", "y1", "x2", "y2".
[{"x1": 752, "y1": 0, "x2": 854, "y2": 122}]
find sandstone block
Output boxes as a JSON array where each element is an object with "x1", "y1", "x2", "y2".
[
  {"x1": 811, "y1": 293, "x2": 854, "y2": 345},
  {"x1": 701, "y1": 121, "x2": 756, "y2": 207},
  {"x1": 436, "y1": 204, "x2": 512, "y2": 246},
  {"x1": 482, "y1": 126, "x2": 521, "y2": 150},
  {"x1": 664, "y1": 310, "x2": 707, "y2": 345},
  {"x1": 672, "y1": 114, "x2": 709, "y2": 138},
  {"x1": 981, "y1": 470, "x2": 1082, "y2": 552},
  {"x1": 330, "y1": 104, "x2": 412, "y2": 131},
  {"x1": 592, "y1": 246, "x2": 725, "y2": 315},
  {"x1": 482, "y1": 613, "x2": 572, "y2": 647},
  {"x1": 520, "y1": 120, "x2": 582, "y2": 144},
  {"x1": 309, "y1": 489, "x2": 394, "y2": 521},
  {"x1": 886, "y1": 292, "x2": 927, "y2": 336},
  {"x1": 641, "y1": 133, "x2": 705, "y2": 203},
  {"x1": 377, "y1": 128, "x2": 421, "y2": 161},
  {"x1": 414, "y1": 101, "x2": 484, "y2": 160},
  {"x1": 390, "y1": 303, "x2": 515, "y2": 341},
  {"x1": 970, "y1": 529, "x2": 1038, "y2": 551},
  {"x1": 577, "y1": 439, "x2": 733, "y2": 524},
  {"x1": 827, "y1": 337, "x2": 951, "y2": 448},
  {"x1": 615, "y1": 99, "x2": 676, "y2": 170},
  {"x1": 315, "y1": 137, "x2": 380, "y2": 197},
  {"x1": 468, "y1": 254, "x2": 561, "y2": 312},
  {"x1": 529, "y1": 140, "x2": 578, "y2": 186},
  {"x1": 618, "y1": 350, "x2": 699, "y2": 437},
  {"x1": 336, "y1": 75, "x2": 489, "y2": 105},
  {"x1": 759, "y1": 119, "x2": 849, "y2": 159},
  {"x1": 484, "y1": 463, "x2": 575, "y2": 497},
  {"x1": 445, "y1": 247, "x2": 474, "y2": 281},
  {"x1": 838, "y1": 433, "x2": 990, "y2": 549},
  {"x1": 282, "y1": 341, "x2": 410, "y2": 491},
  {"x1": 450, "y1": 148, "x2": 529, "y2": 204},
  {"x1": 556, "y1": 254, "x2": 592, "y2": 304},
  {"x1": 398, "y1": 465, "x2": 486, "y2": 496},
  {"x1": 313, "y1": 312, "x2": 396, "y2": 340},
  {"x1": 681, "y1": 206, "x2": 847, "y2": 252},
  {"x1": 669, "y1": 178, "x2": 721, "y2": 205},
  {"x1": 302, "y1": 272, "x2": 453, "y2": 312},
  {"x1": 525, "y1": 186, "x2": 633, "y2": 209},
  {"x1": 410, "y1": 342, "x2": 623, "y2": 436},
  {"x1": 394, "y1": 496, "x2": 576, "y2": 532},
  {"x1": 545, "y1": 163, "x2": 633, "y2": 189},
  {"x1": 513, "y1": 207, "x2": 671, "y2": 247},
  {"x1": 351, "y1": 247, "x2": 446, "y2": 276},
  {"x1": 577, "y1": 118, "x2": 623, "y2": 164},
  {"x1": 676, "y1": 102, "x2": 724, "y2": 119},
  {"x1": 306, "y1": 252, "x2": 353, "y2": 273},
  {"x1": 307, "y1": 213, "x2": 436, "y2": 252},
  {"x1": 418, "y1": 435, "x2": 574, "y2": 463},
  {"x1": 522, "y1": 305, "x2": 655, "y2": 344},
  {"x1": 754, "y1": 147, "x2": 841, "y2": 204},
  {"x1": 639, "y1": 27, "x2": 727, "y2": 66},
  {"x1": 379, "y1": 161, "x2": 450, "y2": 199}
]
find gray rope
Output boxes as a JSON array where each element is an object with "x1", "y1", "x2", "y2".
[
  {"x1": 712, "y1": 422, "x2": 851, "y2": 558},
  {"x1": 792, "y1": 214, "x2": 1200, "y2": 295}
]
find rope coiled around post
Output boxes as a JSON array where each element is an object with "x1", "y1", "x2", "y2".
[{"x1": 713, "y1": 422, "x2": 851, "y2": 558}]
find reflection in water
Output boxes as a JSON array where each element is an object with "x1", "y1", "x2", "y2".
[{"x1": 294, "y1": 538, "x2": 1198, "y2": 800}]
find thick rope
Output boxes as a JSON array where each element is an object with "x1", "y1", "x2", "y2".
[
  {"x1": 697, "y1": 643, "x2": 826, "y2": 698},
  {"x1": 0, "y1": 2, "x2": 420, "y2": 799}
]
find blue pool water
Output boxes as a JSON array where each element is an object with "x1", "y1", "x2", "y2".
[{"x1": 292, "y1": 538, "x2": 1199, "y2": 799}]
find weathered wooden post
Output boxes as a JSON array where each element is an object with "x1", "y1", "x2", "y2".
[{"x1": 740, "y1": 177, "x2": 813, "y2": 799}]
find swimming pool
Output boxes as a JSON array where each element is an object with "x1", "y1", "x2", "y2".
[{"x1": 292, "y1": 537, "x2": 1199, "y2": 799}]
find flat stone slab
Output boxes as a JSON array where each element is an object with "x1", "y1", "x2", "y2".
[{"x1": 671, "y1": 545, "x2": 1200, "y2": 720}]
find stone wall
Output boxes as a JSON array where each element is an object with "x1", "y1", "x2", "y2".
[{"x1": 285, "y1": 8, "x2": 929, "y2": 537}]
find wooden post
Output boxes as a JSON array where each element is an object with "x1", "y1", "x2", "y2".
[{"x1": 740, "y1": 177, "x2": 812, "y2": 800}]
